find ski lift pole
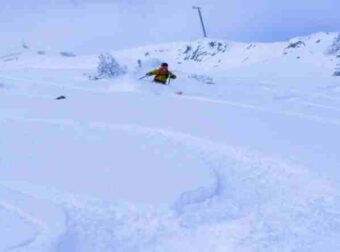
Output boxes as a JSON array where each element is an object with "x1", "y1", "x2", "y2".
[{"x1": 193, "y1": 6, "x2": 208, "y2": 38}]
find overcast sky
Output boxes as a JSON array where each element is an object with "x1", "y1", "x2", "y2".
[{"x1": 0, "y1": 0, "x2": 339, "y2": 53}]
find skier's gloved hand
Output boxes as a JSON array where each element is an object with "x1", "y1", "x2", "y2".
[
  {"x1": 146, "y1": 73, "x2": 152, "y2": 76},
  {"x1": 170, "y1": 75, "x2": 177, "y2": 79}
]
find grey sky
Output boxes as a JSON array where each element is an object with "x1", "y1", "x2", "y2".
[{"x1": 0, "y1": 0, "x2": 339, "y2": 53}]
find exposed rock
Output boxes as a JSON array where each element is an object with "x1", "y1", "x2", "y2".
[
  {"x1": 286, "y1": 41, "x2": 305, "y2": 49},
  {"x1": 246, "y1": 44, "x2": 256, "y2": 50},
  {"x1": 22, "y1": 42, "x2": 29, "y2": 49},
  {"x1": 327, "y1": 35, "x2": 340, "y2": 55},
  {"x1": 182, "y1": 41, "x2": 228, "y2": 62},
  {"x1": 60, "y1": 52, "x2": 76, "y2": 57}
]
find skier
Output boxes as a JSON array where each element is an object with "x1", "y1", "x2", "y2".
[{"x1": 146, "y1": 62, "x2": 176, "y2": 85}]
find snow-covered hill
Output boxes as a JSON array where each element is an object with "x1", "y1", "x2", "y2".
[
  {"x1": 1, "y1": 33, "x2": 340, "y2": 251},
  {"x1": 2, "y1": 32, "x2": 339, "y2": 76}
]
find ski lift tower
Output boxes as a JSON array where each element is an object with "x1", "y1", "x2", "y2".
[{"x1": 192, "y1": 6, "x2": 208, "y2": 38}]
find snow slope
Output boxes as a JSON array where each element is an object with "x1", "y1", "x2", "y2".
[{"x1": 1, "y1": 33, "x2": 340, "y2": 251}]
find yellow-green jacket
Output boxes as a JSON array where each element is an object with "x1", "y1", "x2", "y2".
[{"x1": 147, "y1": 68, "x2": 176, "y2": 84}]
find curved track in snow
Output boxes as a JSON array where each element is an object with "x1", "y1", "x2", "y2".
[{"x1": 1, "y1": 116, "x2": 340, "y2": 251}]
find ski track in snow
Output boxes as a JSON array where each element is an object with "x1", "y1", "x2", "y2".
[
  {"x1": 176, "y1": 95, "x2": 340, "y2": 126},
  {"x1": 223, "y1": 78, "x2": 340, "y2": 108},
  {"x1": 1, "y1": 115, "x2": 340, "y2": 251},
  {"x1": 3, "y1": 87, "x2": 340, "y2": 129},
  {"x1": 0, "y1": 202, "x2": 41, "y2": 251},
  {"x1": 286, "y1": 100, "x2": 340, "y2": 113},
  {"x1": 0, "y1": 186, "x2": 66, "y2": 252},
  {"x1": 2, "y1": 72, "x2": 340, "y2": 128}
]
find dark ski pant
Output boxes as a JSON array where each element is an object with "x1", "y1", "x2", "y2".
[{"x1": 154, "y1": 79, "x2": 167, "y2": 85}]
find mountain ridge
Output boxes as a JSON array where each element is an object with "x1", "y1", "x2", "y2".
[{"x1": 2, "y1": 32, "x2": 339, "y2": 77}]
